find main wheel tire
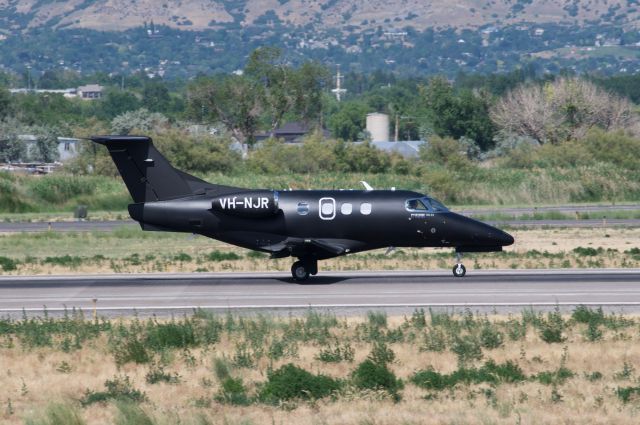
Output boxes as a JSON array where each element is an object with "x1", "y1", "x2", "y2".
[
  {"x1": 291, "y1": 261, "x2": 310, "y2": 281},
  {"x1": 452, "y1": 263, "x2": 466, "y2": 278}
]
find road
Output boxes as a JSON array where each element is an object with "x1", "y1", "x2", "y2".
[{"x1": 1, "y1": 270, "x2": 639, "y2": 316}]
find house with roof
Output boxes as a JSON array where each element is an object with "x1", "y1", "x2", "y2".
[{"x1": 255, "y1": 121, "x2": 330, "y2": 143}]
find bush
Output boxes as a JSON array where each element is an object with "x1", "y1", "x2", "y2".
[
  {"x1": 573, "y1": 247, "x2": 601, "y2": 257},
  {"x1": 0, "y1": 256, "x2": 17, "y2": 271},
  {"x1": 112, "y1": 337, "x2": 151, "y2": 366},
  {"x1": 316, "y1": 342, "x2": 355, "y2": 363},
  {"x1": 538, "y1": 308, "x2": 566, "y2": 344},
  {"x1": 411, "y1": 360, "x2": 526, "y2": 391},
  {"x1": 259, "y1": 363, "x2": 341, "y2": 403},
  {"x1": 351, "y1": 360, "x2": 403, "y2": 401},
  {"x1": 145, "y1": 319, "x2": 197, "y2": 350},
  {"x1": 81, "y1": 375, "x2": 146, "y2": 406},
  {"x1": 215, "y1": 377, "x2": 250, "y2": 405},
  {"x1": 479, "y1": 321, "x2": 504, "y2": 349},
  {"x1": 451, "y1": 335, "x2": 483, "y2": 365},
  {"x1": 534, "y1": 366, "x2": 575, "y2": 385},
  {"x1": 207, "y1": 250, "x2": 242, "y2": 261},
  {"x1": 367, "y1": 340, "x2": 395, "y2": 365},
  {"x1": 616, "y1": 386, "x2": 640, "y2": 404},
  {"x1": 572, "y1": 305, "x2": 604, "y2": 324},
  {"x1": 28, "y1": 175, "x2": 97, "y2": 204},
  {"x1": 145, "y1": 363, "x2": 180, "y2": 384}
]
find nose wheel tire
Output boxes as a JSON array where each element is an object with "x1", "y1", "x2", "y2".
[
  {"x1": 291, "y1": 261, "x2": 310, "y2": 281},
  {"x1": 452, "y1": 263, "x2": 466, "y2": 278}
]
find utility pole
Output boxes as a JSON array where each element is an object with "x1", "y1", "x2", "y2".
[{"x1": 331, "y1": 65, "x2": 347, "y2": 102}]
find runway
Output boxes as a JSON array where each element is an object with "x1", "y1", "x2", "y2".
[{"x1": 0, "y1": 269, "x2": 639, "y2": 316}]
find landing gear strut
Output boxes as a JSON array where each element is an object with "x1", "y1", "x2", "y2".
[
  {"x1": 452, "y1": 252, "x2": 466, "y2": 278},
  {"x1": 291, "y1": 258, "x2": 318, "y2": 282}
]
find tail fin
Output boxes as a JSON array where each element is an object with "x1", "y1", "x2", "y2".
[{"x1": 91, "y1": 135, "x2": 232, "y2": 203}]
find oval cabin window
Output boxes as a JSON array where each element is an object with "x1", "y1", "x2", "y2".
[{"x1": 360, "y1": 203, "x2": 372, "y2": 215}]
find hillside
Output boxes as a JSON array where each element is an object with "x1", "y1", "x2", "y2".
[{"x1": 1, "y1": 0, "x2": 639, "y2": 32}]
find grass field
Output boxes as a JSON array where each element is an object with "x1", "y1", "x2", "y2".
[
  {"x1": 2, "y1": 308, "x2": 640, "y2": 424},
  {"x1": 0, "y1": 227, "x2": 639, "y2": 275},
  {"x1": 3, "y1": 164, "x2": 640, "y2": 215}
]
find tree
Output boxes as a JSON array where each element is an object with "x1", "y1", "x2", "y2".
[
  {"x1": 245, "y1": 47, "x2": 328, "y2": 129},
  {"x1": 0, "y1": 87, "x2": 11, "y2": 119},
  {"x1": 99, "y1": 89, "x2": 140, "y2": 119},
  {"x1": 421, "y1": 77, "x2": 496, "y2": 150},
  {"x1": 0, "y1": 118, "x2": 25, "y2": 162},
  {"x1": 111, "y1": 108, "x2": 168, "y2": 135},
  {"x1": 327, "y1": 100, "x2": 369, "y2": 141},
  {"x1": 142, "y1": 80, "x2": 171, "y2": 113},
  {"x1": 186, "y1": 75, "x2": 262, "y2": 145},
  {"x1": 491, "y1": 77, "x2": 640, "y2": 144},
  {"x1": 27, "y1": 125, "x2": 60, "y2": 163}
]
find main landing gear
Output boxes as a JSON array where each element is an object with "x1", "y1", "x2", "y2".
[
  {"x1": 452, "y1": 252, "x2": 466, "y2": 278},
  {"x1": 291, "y1": 258, "x2": 318, "y2": 282}
]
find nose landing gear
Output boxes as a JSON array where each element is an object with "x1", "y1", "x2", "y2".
[{"x1": 452, "y1": 252, "x2": 466, "y2": 277}]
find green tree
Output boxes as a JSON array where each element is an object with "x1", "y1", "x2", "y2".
[
  {"x1": 99, "y1": 89, "x2": 140, "y2": 119},
  {"x1": 142, "y1": 81, "x2": 171, "y2": 113},
  {"x1": 0, "y1": 87, "x2": 11, "y2": 119},
  {"x1": 0, "y1": 118, "x2": 25, "y2": 162},
  {"x1": 422, "y1": 77, "x2": 496, "y2": 150},
  {"x1": 327, "y1": 100, "x2": 369, "y2": 141},
  {"x1": 187, "y1": 75, "x2": 262, "y2": 145},
  {"x1": 27, "y1": 125, "x2": 61, "y2": 163}
]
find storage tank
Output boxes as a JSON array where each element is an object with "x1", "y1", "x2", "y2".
[{"x1": 366, "y1": 113, "x2": 390, "y2": 142}]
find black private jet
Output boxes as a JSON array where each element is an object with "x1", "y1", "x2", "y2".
[{"x1": 92, "y1": 135, "x2": 514, "y2": 281}]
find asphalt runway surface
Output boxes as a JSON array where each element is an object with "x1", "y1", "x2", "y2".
[{"x1": 1, "y1": 269, "x2": 639, "y2": 317}]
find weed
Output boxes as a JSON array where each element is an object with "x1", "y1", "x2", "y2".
[
  {"x1": 411, "y1": 360, "x2": 526, "y2": 391},
  {"x1": 207, "y1": 250, "x2": 242, "y2": 261},
  {"x1": 573, "y1": 247, "x2": 601, "y2": 256},
  {"x1": 316, "y1": 342, "x2": 355, "y2": 363},
  {"x1": 259, "y1": 364, "x2": 341, "y2": 403},
  {"x1": 421, "y1": 328, "x2": 447, "y2": 352},
  {"x1": 112, "y1": 337, "x2": 151, "y2": 366},
  {"x1": 367, "y1": 340, "x2": 395, "y2": 365},
  {"x1": 114, "y1": 402, "x2": 155, "y2": 425},
  {"x1": 538, "y1": 307, "x2": 567, "y2": 343},
  {"x1": 55, "y1": 361, "x2": 72, "y2": 374},
  {"x1": 572, "y1": 305, "x2": 604, "y2": 324},
  {"x1": 81, "y1": 375, "x2": 147, "y2": 406},
  {"x1": 614, "y1": 362, "x2": 635, "y2": 380},
  {"x1": 25, "y1": 402, "x2": 86, "y2": 425},
  {"x1": 213, "y1": 357, "x2": 232, "y2": 381},
  {"x1": 247, "y1": 251, "x2": 267, "y2": 259},
  {"x1": 584, "y1": 320, "x2": 603, "y2": 342},
  {"x1": 215, "y1": 377, "x2": 250, "y2": 405},
  {"x1": 0, "y1": 256, "x2": 17, "y2": 271},
  {"x1": 616, "y1": 386, "x2": 640, "y2": 403},
  {"x1": 451, "y1": 335, "x2": 483, "y2": 365},
  {"x1": 173, "y1": 252, "x2": 192, "y2": 262},
  {"x1": 367, "y1": 311, "x2": 388, "y2": 328},
  {"x1": 145, "y1": 363, "x2": 180, "y2": 385},
  {"x1": 479, "y1": 320, "x2": 504, "y2": 349},
  {"x1": 534, "y1": 366, "x2": 575, "y2": 385},
  {"x1": 585, "y1": 371, "x2": 603, "y2": 382}
]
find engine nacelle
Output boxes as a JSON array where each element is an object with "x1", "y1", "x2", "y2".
[{"x1": 211, "y1": 191, "x2": 280, "y2": 218}]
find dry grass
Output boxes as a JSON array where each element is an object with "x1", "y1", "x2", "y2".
[
  {"x1": 0, "y1": 227, "x2": 639, "y2": 275},
  {"x1": 1, "y1": 310, "x2": 640, "y2": 424}
]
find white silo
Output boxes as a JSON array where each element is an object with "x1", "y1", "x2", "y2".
[{"x1": 366, "y1": 113, "x2": 390, "y2": 142}]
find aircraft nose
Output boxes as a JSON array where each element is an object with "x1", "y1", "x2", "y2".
[{"x1": 497, "y1": 230, "x2": 514, "y2": 246}]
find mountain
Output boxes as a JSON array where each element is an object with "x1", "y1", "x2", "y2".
[{"x1": 1, "y1": 0, "x2": 639, "y2": 32}]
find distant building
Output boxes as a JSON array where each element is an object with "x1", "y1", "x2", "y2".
[
  {"x1": 77, "y1": 84, "x2": 103, "y2": 100},
  {"x1": 255, "y1": 121, "x2": 330, "y2": 143},
  {"x1": 354, "y1": 140, "x2": 427, "y2": 158},
  {"x1": 16, "y1": 135, "x2": 80, "y2": 164}
]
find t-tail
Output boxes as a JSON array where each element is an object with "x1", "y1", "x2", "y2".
[{"x1": 91, "y1": 135, "x2": 223, "y2": 203}]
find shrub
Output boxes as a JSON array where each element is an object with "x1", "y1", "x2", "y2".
[
  {"x1": 616, "y1": 386, "x2": 640, "y2": 403},
  {"x1": 145, "y1": 320, "x2": 197, "y2": 350},
  {"x1": 451, "y1": 335, "x2": 483, "y2": 365},
  {"x1": 572, "y1": 305, "x2": 604, "y2": 324},
  {"x1": 81, "y1": 375, "x2": 146, "y2": 406},
  {"x1": 411, "y1": 360, "x2": 526, "y2": 391},
  {"x1": 479, "y1": 321, "x2": 504, "y2": 349},
  {"x1": 316, "y1": 342, "x2": 355, "y2": 363},
  {"x1": 213, "y1": 357, "x2": 232, "y2": 381},
  {"x1": 215, "y1": 377, "x2": 250, "y2": 405},
  {"x1": 573, "y1": 247, "x2": 600, "y2": 257},
  {"x1": 112, "y1": 337, "x2": 151, "y2": 366},
  {"x1": 0, "y1": 256, "x2": 17, "y2": 271},
  {"x1": 207, "y1": 250, "x2": 242, "y2": 261},
  {"x1": 145, "y1": 363, "x2": 180, "y2": 384},
  {"x1": 351, "y1": 360, "x2": 403, "y2": 401},
  {"x1": 28, "y1": 175, "x2": 97, "y2": 204},
  {"x1": 538, "y1": 308, "x2": 566, "y2": 344},
  {"x1": 421, "y1": 328, "x2": 447, "y2": 352},
  {"x1": 534, "y1": 366, "x2": 575, "y2": 385},
  {"x1": 259, "y1": 363, "x2": 341, "y2": 403},
  {"x1": 367, "y1": 340, "x2": 395, "y2": 365}
]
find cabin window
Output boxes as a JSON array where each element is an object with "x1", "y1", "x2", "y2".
[
  {"x1": 341, "y1": 203, "x2": 353, "y2": 215},
  {"x1": 360, "y1": 203, "x2": 372, "y2": 215},
  {"x1": 319, "y1": 198, "x2": 336, "y2": 220},
  {"x1": 426, "y1": 197, "x2": 449, "y2": 212},
  {"x1": 297, "y1": 202, "x2": 309, "y2": 215}
]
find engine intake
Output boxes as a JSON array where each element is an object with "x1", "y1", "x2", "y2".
[{"x1": 211, "y1": 191, "x2": 280, "y2": 218}]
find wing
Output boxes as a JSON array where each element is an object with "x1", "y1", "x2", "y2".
[{"x1": 265, "y1": 238, "x2": 370, "y2": 260}]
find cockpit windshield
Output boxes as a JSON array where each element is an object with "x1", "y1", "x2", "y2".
[
  {"x1": 425, "y1": 197, "x2": 449, "y2": 212},
  {"x1": 405, "y1": 196, "x2": 449, "y2": 213}
]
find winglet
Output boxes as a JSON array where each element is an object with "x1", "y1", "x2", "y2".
[{"x1": 360, "y1": 181, "x2": 374, "y2": 191}]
